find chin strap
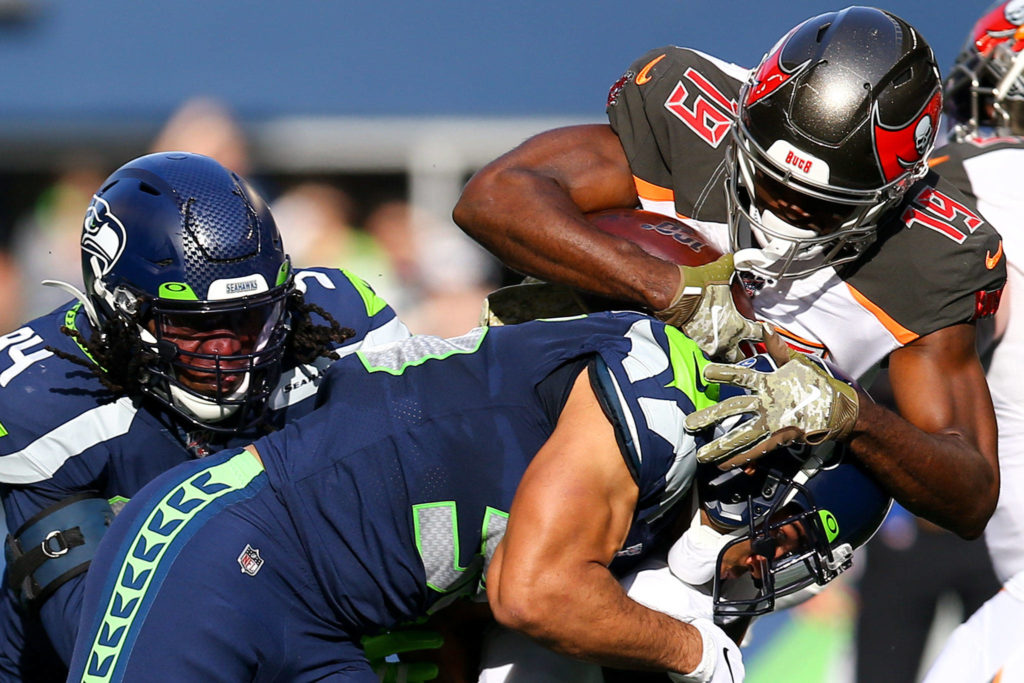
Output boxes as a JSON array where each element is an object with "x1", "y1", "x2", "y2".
[{"x1": 168, "y1": 376, "x2": 247, "y2": 424}]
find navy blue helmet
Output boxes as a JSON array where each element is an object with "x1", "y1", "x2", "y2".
[
  {"x1": 693, "y1": 353, "x2": 889, "y2": 619},
  {"x1": 79, "y1": 152, "x2": 293, "y2": 432},
  {"x1": 699, "y1": 438, "x2": 891, "y2": 619}
]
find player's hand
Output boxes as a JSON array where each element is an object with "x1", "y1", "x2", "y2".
[
  {"x1": 684, "y1": 345, "x2": 859, "y2": 469},
  {"x1": 669, "y1": 618, "x2": 745, "y2": 683},
  {"x1": 362, "y1": 628, "x2": 444, "y2": 683},
  {"x1": 655, "y1": 254, "x2": 765, "y2": 362}
]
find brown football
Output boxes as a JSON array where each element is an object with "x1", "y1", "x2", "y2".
[{"x1": 585, "y1": 208, "x2": 754, "y2": 318}]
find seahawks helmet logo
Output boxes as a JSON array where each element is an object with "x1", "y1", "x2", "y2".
[{"x1": 81, "y1": 196, "x2": 127, "y2": 276}]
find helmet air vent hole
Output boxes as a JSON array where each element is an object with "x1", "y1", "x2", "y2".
[
  {"x1": 816, "y1": 24, "x2": 831, "y2": 43},
  {"x1": 893, "y1": 69, "x2": 912, "y2": 86},
  {"x1": 138, "y1": 182, "x2": 161, "y2": 196}
]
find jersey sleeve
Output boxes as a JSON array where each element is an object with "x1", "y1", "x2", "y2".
[
  {"x1": 0, "y1": 310, "x2": 123, "y2": 502},
  {"x1": 841, "y1": 172, "x2": 1006, "y2": 338},
  {"x1": 606, "y1": 47, "x2": 747, "y2": 220},
  {"x1": 585, "y1": 317, "x2": 719, "y2": 522},
  {"x1": 265, "y1": 267, "x2": 412, "y2": 420},
  {"x1": 294, "y1": 267, "x2": 411, "y2": 353}
]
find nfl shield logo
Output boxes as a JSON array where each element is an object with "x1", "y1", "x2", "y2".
[{"x1": 237, "y1": 544, "x2": 264, "y2": 576}]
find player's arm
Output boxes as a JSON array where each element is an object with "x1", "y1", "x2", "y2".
[
  {"x1": 849, "y1": 322, "x2": 999, "y2": 539},
  {"x1": 486, "y1": 368, "x2": 705, "y2": 675},
  {"x1": 452, "y1": 124, "x2": 683, "y2": 311}
]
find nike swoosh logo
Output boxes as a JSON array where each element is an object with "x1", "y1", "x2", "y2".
[
  {"x1": 723, "y1": 647, "x2": 736, "y2": 682},
  {"x1": 636, "y1": 54, "x2": 666, "y2": 85},
  {"x1": 787, "y1": 384, "x2": 823, "y2": 421},
  {"x1": 987, "y1": 241, "x2": 1004, "y2": 269}
]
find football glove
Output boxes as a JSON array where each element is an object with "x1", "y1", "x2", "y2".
[
  {"x1": 669, "y1": 617, "x2": 745, "y2": 683},
  {"x1": 362, "y1": 628, "x2": 444, "y2": 683},
  {"x1": 684, "y1": 349, "x2": 859, "y2": 469},
  {"x1": 655, "y1": 254, "x2": 765, "y2": 362}
]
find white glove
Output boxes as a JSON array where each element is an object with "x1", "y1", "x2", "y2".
[{"x1": 669, "y1": 618, "x2": 745, "y2": 683}]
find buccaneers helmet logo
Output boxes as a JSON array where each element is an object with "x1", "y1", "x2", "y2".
[
  {"x1": 974, "y1": 0, "x2": 1024, "y2": 54},
  {"x1": 744, "y1": 26, "x2": 810, "y2": 107},
  {"x1": 872, "y1": 90, "x2": 942, "y2": 183}
]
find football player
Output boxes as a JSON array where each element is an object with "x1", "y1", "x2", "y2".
[
  {"x1": 67, "y1": 312, "x2": 882, "y2": 683},
  {"x1": 0, "y1": 152, "x2": 411, "y2": 678},
  {"x1": 920, "y1": 2, "x2": 1024, "y2": 680},
  {"x1": 478, "y1": 415, "x2": 892, "y2": 683},
  {"x1": 452, "y1": 7, "x2": 1004, "y2": 540}
]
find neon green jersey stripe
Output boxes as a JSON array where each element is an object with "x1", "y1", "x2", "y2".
[{"x1": 82, "y1": 450, "x2": 264, "y2": 682}]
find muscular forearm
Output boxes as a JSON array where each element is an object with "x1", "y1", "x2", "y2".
[
  {"x1": 848, "y1": 396, "x2": 998, "y2": 539},
  {"x1": 453, "y1": 125, "x2": 682, "y2": 310},
  {"x1": 455, "y1": 172, "x2": 678, "y2": 308},
  {"x1": 490, "y1": 560, "x2": 703, "y2": 675}
]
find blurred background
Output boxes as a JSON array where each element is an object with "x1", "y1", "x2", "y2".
[{"x1": 0, "y1": 1, "x2": 1001, "y2": 681}]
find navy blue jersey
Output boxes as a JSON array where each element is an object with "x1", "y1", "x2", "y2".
[
  {"x1": 70, "y1": 312, "x2": 722, "y2": 681},
  {"x1": 255, "y1": 311, "x2": 718, "y2": 629},
  {"x1": 0, "y1": 267, "x2": 409, "y2": 668}
]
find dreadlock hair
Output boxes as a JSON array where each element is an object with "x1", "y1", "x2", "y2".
[
  {"x1": 283, "y1": 288, "x2": 356, "y2": 365},
  {"x1": 48, "y1": 312, "x2": 160, "y2": 396},
  {"x1": 48, "y1": 289, "x2": 356, "y2": 400}
]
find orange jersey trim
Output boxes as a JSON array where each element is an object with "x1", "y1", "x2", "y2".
[
  {"x1": 633, "y1": 176, "x2": 675, "y2": 203},
  {"x1": 846, "y1": 283, "x2": 919, "y2": 345},
  {"x1": 768, "y1": 325, "x2": 827, "y2": 351}
]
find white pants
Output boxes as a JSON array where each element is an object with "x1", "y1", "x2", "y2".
[{"x1": 921, "y1": 573, "x2": 1024, "y2": 683}]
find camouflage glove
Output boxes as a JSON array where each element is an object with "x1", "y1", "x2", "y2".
[
  {"x1": 684, "y1": 351, "x2": 859, "y2": 470},
  {"x1": 655, "y1": 254, "x2": 765, "y2": 362},
  {"x1": 362, "y1": 628, "x2": 444, "y2": 683}
]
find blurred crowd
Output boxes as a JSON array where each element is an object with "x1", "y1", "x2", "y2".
[{"x1": 0, "y1": 96, "x2": 505, "y2": 340}]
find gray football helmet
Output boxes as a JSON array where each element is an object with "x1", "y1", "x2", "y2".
[{"x1": 726, "y1": 7, "x2": 942, "y2": 280}]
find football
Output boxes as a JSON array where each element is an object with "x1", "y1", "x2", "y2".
[{"x1": 584, "y1": 208, "x2": 754, "y2": 317}]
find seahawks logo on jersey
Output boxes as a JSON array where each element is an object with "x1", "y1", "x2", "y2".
[{"x1": 81, "y1": 196, "x2": 127, "y2": 277}]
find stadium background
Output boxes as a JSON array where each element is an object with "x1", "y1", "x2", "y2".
[{"x1": 0, "y1": 1, "x2": 997, "y2": 681}]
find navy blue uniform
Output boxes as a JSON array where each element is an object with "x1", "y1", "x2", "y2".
[
  {"x1": 70, "y1": 311, "x2": 720, "y2": 682},
  {"x1": 0, "y1": 267, "x2": 409, "y2": 676}
]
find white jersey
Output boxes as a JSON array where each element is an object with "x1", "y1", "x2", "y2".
[
  {"x1": 922, "y1": 136, "x2": 1024, "y2": 683},
  {"x1": 931, "y1": 137, "x2": 1024, "y2": 583}
]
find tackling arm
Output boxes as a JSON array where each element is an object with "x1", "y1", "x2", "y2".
[
  {"x1": 452, "y1": 124, "x2": 683, "y2": 311},
  {"x1": 851, "y1": 323, "x2": 999, "y2": 539},
  {"x1": 486, "y1": 369, "x2": 705, "y2": 675}
]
